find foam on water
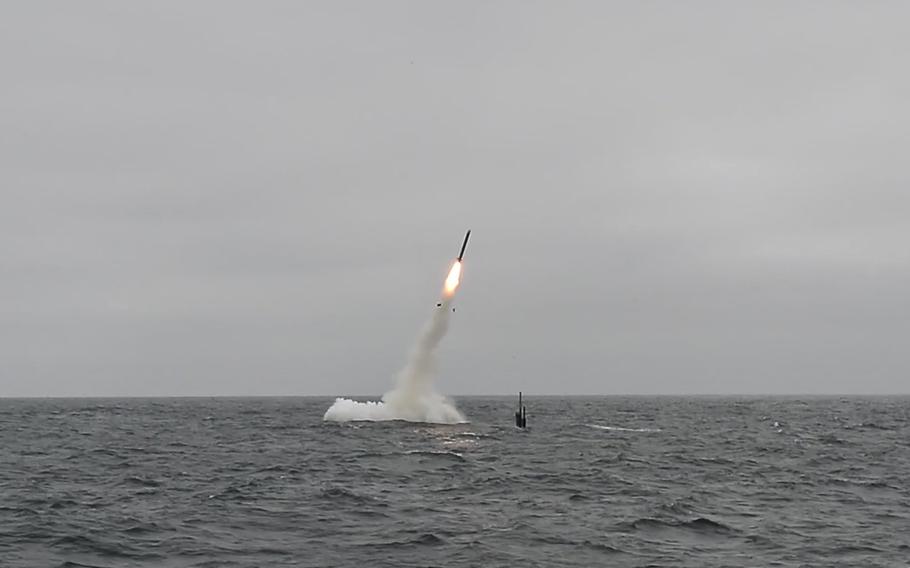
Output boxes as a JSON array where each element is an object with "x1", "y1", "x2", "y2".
[
  {"x1": 323, "y1": 395, "x2": 465, "y2": 424},
  {"x1": 587, "y1": 423, "x2": 662, "y2": 433}
]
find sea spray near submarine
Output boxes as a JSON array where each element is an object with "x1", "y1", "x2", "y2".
[{"x1": 323, "y1": 231, "x2": 471, "y2": 424}]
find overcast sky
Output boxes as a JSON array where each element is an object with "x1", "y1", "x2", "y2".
[{"x1": 2, "y1": 2, "x2": 908, "y2": 396}]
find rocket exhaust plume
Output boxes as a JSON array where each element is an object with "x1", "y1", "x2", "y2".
[
  {"x1": 323, "y1": 231, "x2": 470, "y2": 424},
  {"x1": 443, "y1": 261, "x2": 462, "y2": 296}
]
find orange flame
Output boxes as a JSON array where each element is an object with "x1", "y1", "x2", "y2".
[{"x1": 443, "y1": 261, "x2": 462, "y2": 296}]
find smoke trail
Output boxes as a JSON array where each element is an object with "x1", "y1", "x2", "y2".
[{"x1": 323, "y1": 294, "x2": 465, "y2": 424}]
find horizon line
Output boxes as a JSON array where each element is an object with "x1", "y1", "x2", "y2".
[{"x1": 2, "y1": 392, "x2": 909, "y2": 399}]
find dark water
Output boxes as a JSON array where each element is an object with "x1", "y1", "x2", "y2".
[{"x1": 1, "y1": 396, "x2": 909, "y2": 567}]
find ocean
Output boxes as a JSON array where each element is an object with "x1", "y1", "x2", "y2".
[{"x1": 1, "y1": 396, "x2": 908, "y2": 567}]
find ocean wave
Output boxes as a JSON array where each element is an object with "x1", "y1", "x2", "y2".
[
  {"x1": 587, "y1": 423, "x2": 662, "y2": 433},
  {"x1": 404, "y1": 449, "x2": 466, "y2": 461},
  {"x1": 361, "y1": 532, "x2": 446, "y2": 547},
  {"x1": 118, "y1": 475, "x2": 161, "y2": 488},
  {"x1": 48, "y1": 498, "x2": 80, "y2": 510},
  {"x1": 531, "y1": 533, "x2": 623, "y2": 553},
  {"x1": 320, "y1": 486, "x2": 383, "y2": 505},
  {"x1": 849, "y1": 422, "x2": 892, "y2": 431},
  {"x1": 52, "y1": 533, "x2": 161, "y2": 560},
  {"x1": 619, "y1": 517, "x2": 736, "y2": 535}
]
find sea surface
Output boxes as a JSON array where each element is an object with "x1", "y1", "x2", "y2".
[{"x1": 1, "y1": 396, "x2": 908, "y2": 567}]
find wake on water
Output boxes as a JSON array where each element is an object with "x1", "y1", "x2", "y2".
[
  {"x1": 323, "y1": 297, "x2": 466, "y2": 424},
  {"x1": 587, "y1": 423, "x2": 662, "y2": 433}
]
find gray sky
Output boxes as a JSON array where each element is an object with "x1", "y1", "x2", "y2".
[{"x1": 2, "y1": 2, "x2": 908, "y2": 396}]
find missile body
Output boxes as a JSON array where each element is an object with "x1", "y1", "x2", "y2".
[{"x1": 457, "y1": 230, "x2": 471, "y2": 261}]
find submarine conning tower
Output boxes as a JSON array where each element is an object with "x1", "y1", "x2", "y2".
[{"x1": 515, "y1": 391, "x2": 527, "y2": 428}]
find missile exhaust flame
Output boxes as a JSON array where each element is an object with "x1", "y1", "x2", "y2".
[{"x1": 443, "y1": 261, "x2": 462, "y2": 296}]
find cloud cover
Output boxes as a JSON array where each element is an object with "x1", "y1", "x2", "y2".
[{"x1": 2, "y1": 2, "x2": 908, "y2": 395}]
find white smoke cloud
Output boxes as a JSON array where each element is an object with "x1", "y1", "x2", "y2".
[{"x1": 323, "y1": 296, "x2": 466, "y2": 424}]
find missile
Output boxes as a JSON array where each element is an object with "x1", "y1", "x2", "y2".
[{"x1": 457, "y1": 230, "x2": 471, "y2": 261}]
